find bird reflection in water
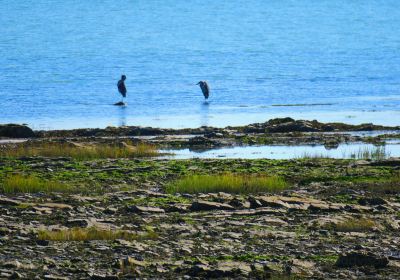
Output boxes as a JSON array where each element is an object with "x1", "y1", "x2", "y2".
[
  {"x1": 200, "y1": 101, "x2": 210, "y2": 127},
  {"x1": 118, "y1": 105, "x2": 127, "y2": 126}
]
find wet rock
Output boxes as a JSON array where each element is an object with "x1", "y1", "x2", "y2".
[
  {"x1": 335, "y1": 252, "x2": 389, "y2": 268},
  {"x1": 0, "y1": 227, "x2": 10, "y2": 236},
  {"x1": 387, "y1": 251, "x2": 400, "y2": 261},
  {"x1": 65, "y1": 218, "x2": 90, "y2": 227},
  {"x1": 186, "y1": 262, "x2": 244, "y2": 278},
  {"x1": 248, "y1": 196, "x2": 263, "y2": 208},
  {"x1": 358, "y1": 197, "x2": 387, "y2": 206},
  {"x1": 185, "y1": 264, "x2": 211, "y2": 277},
  {"x1": 9, "y1": 271, "x2": 24, "y2": 279},
  {"x1": 188, "y1": 136, "x2": 216, "y2": 146},
  {"x1": 0, "y1": 198, "x2": 21, "y2": 206},
  {"x1": 103, "y1": 207, "x2": 117, "y2": 214},
  {"x1": 165, "y1": 205, "x2": 189, "y2": 213},
  {"x1": 229, "y1": 197, "x2": 250, "y2": 208},
  {"x1": 267, "y1": 120, "x2": 320, "y2": 133},
  {"x1": 35, "y1": 118, "x2": 400, "y2": 138},
  {"x1": 124, "y1": 126, "x2": 166, "y2": 136},
  {"x1": 190, "y1": 201, "x2": 235, "y2": 211},
  {"x1": 321, "y1": 124, "x2": 335, "y2": 131},
  {"x1": 266, "y1": 117, "x2": 296, "y2": 125},
  {"x1": 36, "y1": 239, "x2": 49, "y2": 246},
  {"x1": 0, "y1": 124, "x2": 35, "y2": 138},
  {"x1": 3, "y1": 261, "x2": 22, "y2": 269},
  {"x1": 90, "y1": 273, "x2": 119, "y2": 280},
  {"x1": 370, "y1": 158, "x2": 400, "y2": 166}
]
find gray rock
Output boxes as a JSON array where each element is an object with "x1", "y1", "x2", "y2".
[{"x1": 43, "y1": 275, "x2": 70, "y2": 280}]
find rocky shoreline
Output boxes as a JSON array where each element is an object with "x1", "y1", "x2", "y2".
[
  {"x1": 1, "y1": 118, "x2": 400, "y2": 279},
  {"x1": 2, "y1": 118, "x2": 400, "y2": 138},
  {"x1": 2, "y1": 118, "x2": 400, "y2": 151}
]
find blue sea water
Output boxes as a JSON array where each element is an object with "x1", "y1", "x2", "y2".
[{"x1": 0, "y1": 0, "x2": 399, "y2": 130}]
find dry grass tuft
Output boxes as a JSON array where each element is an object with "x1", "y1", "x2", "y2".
[
  {"x1": 0, "y1": 142, "x2": 159, "y2": 159},
  {"x1": 38, "y1": 227, "x2": 157, "y2": 241},
  {"x1": 335, "y1": 217, "x2": 377, "y2": 232},
  {"x1": 167, "y1": 173, "x2": 288, "y2": 194}
]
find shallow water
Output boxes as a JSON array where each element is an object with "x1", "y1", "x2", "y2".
[
  {"x1": 1, "y1": 1, "x2": 400, "y2": 129},
  {"x1": 161, "y1": 142, "x2": 400, "y2": 160}
]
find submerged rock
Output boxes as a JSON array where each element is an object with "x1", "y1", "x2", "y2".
[{"x1": 113, "y1": 101, "x2": 125, "y2": 106}]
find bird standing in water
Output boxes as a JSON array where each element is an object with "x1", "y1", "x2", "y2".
[
  {"x1": 197, "y1": 81, "x2": 210, "y2": 100},
  {"x1": 117, "y1": 75, "x2": 127, "y2": 103}
]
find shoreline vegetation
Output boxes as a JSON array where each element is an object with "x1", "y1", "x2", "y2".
[
  {"x1": 167, "y1": 174, "x2": 288, "y2": 194},
  {"x1": 1, "y1": 117, "x2": 400, "y2": 278},
  {"x1": 1, "y1": 118, "x2": 399, "y2": 161},
  {"x1": 0, "y1": 142, "x2": 159, "y2": 159}
]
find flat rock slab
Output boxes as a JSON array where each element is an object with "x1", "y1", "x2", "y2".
[
  {"x1": 190, "y1": 201, "x2": 235, "y2": 211},
  {"x1": 38, "y1": 203, "x2": 73, "y2": 210},
  {"x1": 255, "y1": 195, "x2": 373, "y2": 213},
  {"x1": 256, "y1": 195, "x2": 324, "y2": 210},
  {"x1": 232, "y1": 208, "x2": 286, "y2": 216},
  {"x1": 127, "y1": 205, "x2": 165, "y2": 214}
]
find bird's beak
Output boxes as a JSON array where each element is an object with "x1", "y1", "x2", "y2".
[{"x1": 196, "y1": 82, "x2": 200, "y2": 85}]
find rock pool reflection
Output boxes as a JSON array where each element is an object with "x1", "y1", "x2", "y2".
[{"x1": 161, "y1": 142, "x2": 400, "y2": 160}]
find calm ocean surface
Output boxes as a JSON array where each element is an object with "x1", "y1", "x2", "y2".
[{"x1": 1, "y1": 0, "x2": 399, "y2": 130}]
